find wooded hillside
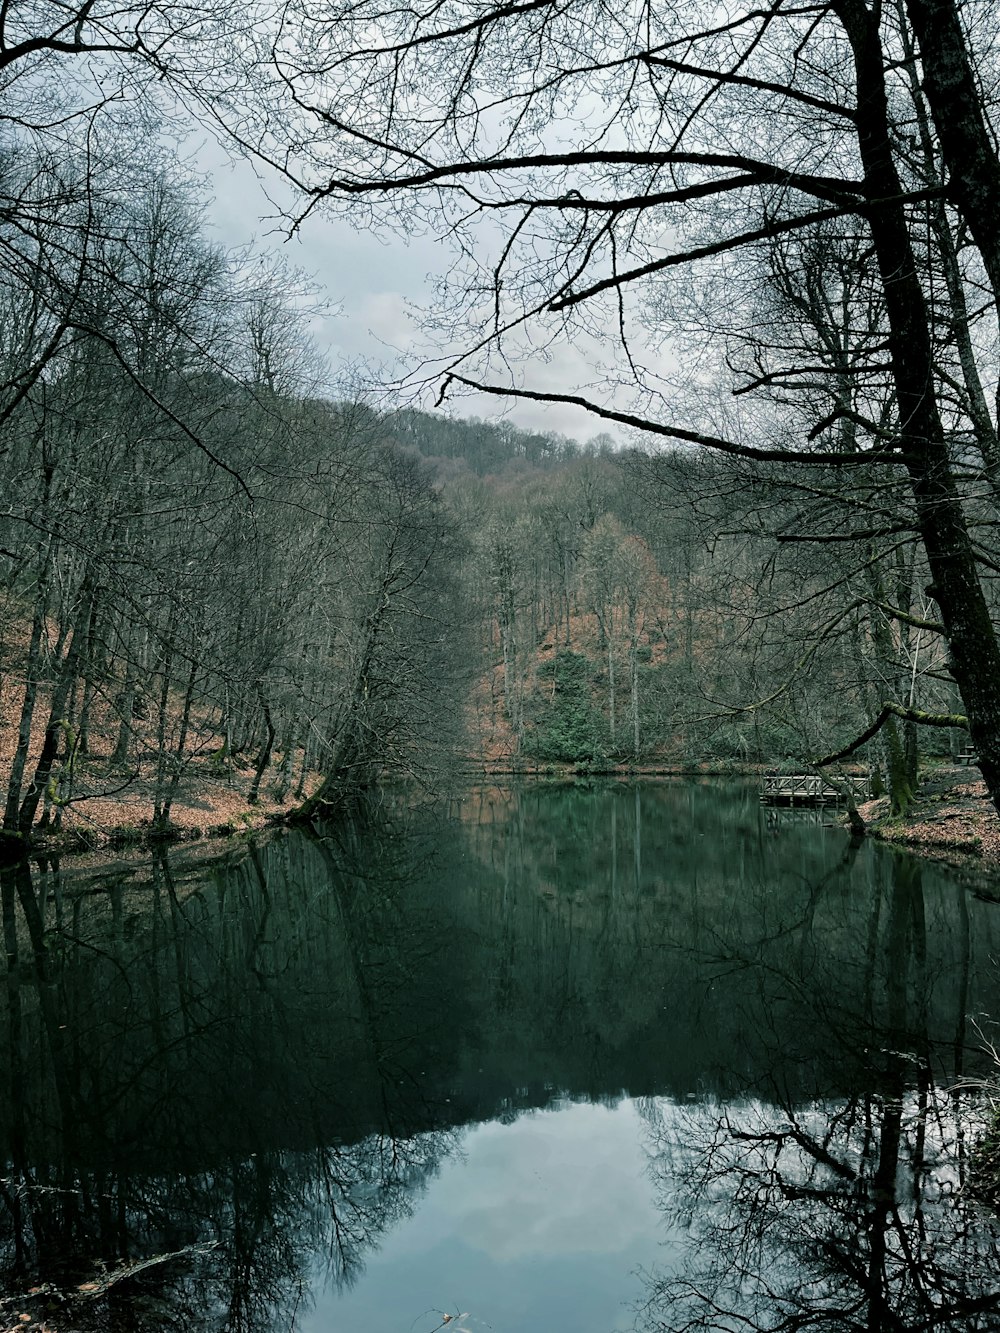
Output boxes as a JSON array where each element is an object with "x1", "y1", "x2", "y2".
[
  {"x1": 0, "y1": 151, "x2": 983, "y2": 845},
  {"x1": 4, "y1": 370, "x2": 970, "y2": 844}
]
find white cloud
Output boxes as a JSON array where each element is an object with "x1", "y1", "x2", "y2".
[
  {"x1": 382, "y1": 1100, "x2": 670, "y2": 1264},
  {"x1": 197, "y1": 137, "x2": 633, "y2": 442}
]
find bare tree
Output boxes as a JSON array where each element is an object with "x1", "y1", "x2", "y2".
[{"x1": 256, "y1": 0, "x2": 1000, "y2": 811}]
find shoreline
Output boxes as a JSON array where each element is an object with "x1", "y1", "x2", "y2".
[
  {"x1": 5, "y1": 761, "x2": 1000, "y2": 889},
  {"x1": 857, "y1": 766, "x2": 1000, "y2": 893},
  {"x1": 0, "y1": 762, "x2": 307, "y2": 866}
]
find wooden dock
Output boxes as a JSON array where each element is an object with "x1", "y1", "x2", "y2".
[{"x1": 760, "y1": 773, "x2": 871, "y2": 806}]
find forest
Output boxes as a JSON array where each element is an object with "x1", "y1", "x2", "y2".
[
  {"x1": 1, "y1": 0, "x2": 999, "y2": 842},
  {"x1": 0, "y1": 168, "x2": 467, "y2": 840},
  {"x1": 0, "y1": 163, "x2": 978, "y2": 841},
  {"x1": 4, "y1": 1, "x2": 1000, "y2": 1324},
  {"x1": 0, "y1": 230, "x2": 970, "y2": 846}
]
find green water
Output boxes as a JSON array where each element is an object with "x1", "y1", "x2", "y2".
[{"x1": 2, "y1": 779, "x2": 999, "y2": 1331}]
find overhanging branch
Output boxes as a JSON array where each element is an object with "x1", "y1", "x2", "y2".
[
  {"x1": 775, "y1": 523, "x2": 914, "y2": 543},
  {"x1": 814, "y1": 701, "x2": 967, "y2": 767},
  {"x1": 549, "y1": 206, "x2": 851, "y2": 310},
  {"x1": 438, "y1": 374, "x2": 907, "y2": 467},
  {"x1": 315, "y1": 149, "x2": 863, "y2": 206},
  {"x1": 869, "y1": 600, "x2": 945, "y2": 633},
  {"x1": 640, "y1": 54, "x2": 857, "y2": 119}
]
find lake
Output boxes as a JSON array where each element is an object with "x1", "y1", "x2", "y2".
[{"x1": 2, "y1": 779, "x2": 1000, "y2": 1331}]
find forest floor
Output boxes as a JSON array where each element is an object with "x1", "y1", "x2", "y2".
[
  {"x1": 860, "y1": 763, "x2": 1000, "y2": 885},
  {"x1": 0, "y1": 611, "x2": 319, "y2": 856},
  {"x1": 18, "y1": 757, "x2": 316, "y2": 858}
]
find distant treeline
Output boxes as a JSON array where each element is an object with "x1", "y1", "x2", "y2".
[
  {"x1": 390, "y1": 406, "x2": 616, "y2": 477},
  {"x1": 392, "y1": 410, "x2": 968, "y2": 809}
]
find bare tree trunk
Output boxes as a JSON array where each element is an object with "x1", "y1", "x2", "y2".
[
  {"x1": 75, "y1": 599, "x2": 100, "y2": 756},
  {"x1": 151, "y1": 629, "x2": 175, "y2": 829},
  {"x1": 607, "y1": 636, "x2": 616, "y2": 745},
  {"x1": 5, "y1": 595, "x2": 49, "y2": 830},
  {"x1": 161, "y1": 655, "x2": 199, "y2": 825},
  {"x1": 294, "y1": 730, "x2": 313, "y2": 800},
  {"x1": 839, "y1": 0, "x2": 1000, "y2": 814},
  {"x1": 113, "y1": 612, "x2": 146, "y2": 769},
  {"x1": 17, "y1": 584, "x2": 92, "y2": 834},
  {"x1": 248, "y1": 691, "x2": 276, "y2": 804},
  {"x1": 631, "y1": 637, "x2": 640, "y2": 761},
  {"x1": 903, "y1": 0, "x2": 1000, "y2": 305},
  {"x1": 274, "y1": 719, "x2": 297, "y2": 802}
]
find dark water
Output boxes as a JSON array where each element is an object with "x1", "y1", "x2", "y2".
[{"x1": 2, "y1": 780, "x2": 1000, "y2": 1331}]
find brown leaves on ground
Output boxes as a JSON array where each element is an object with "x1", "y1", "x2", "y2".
[
  {"x1": 0, "y1": 608, "x2": 320, "y2": 853},
  {"x1": 864, "y1": 765, "x2": 1000, "y2": 868}
]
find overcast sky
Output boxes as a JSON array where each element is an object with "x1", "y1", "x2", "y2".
[{"x1": 198, "y1": 138, "x2": 619, "y2": 444}]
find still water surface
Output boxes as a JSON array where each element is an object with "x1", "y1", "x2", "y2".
[{"x1": 2, "y1": 780, "x2": 1000, "y2": 1331}]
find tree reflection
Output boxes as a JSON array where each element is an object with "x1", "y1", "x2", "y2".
[
  {"x1": 639, "y1": 1086, "x2": 1000, "y2": 1331},
  {"x1": 2, "y1": 786, "x2": 998, "y2": 1331},
  {"x1": 637, "y1": 853, "x2": 1000, "y2": 1333},
  {"x1": 0, "y1": 822, "x2": 462, "y2": 1332}
]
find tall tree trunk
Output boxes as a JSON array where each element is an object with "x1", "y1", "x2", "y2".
[
  {"x1": 161, "y1": 655, "x2": 199, "y2": 825},
  {"x1": 499, "y1": 591, "x2": 522, "y2": 741},
  {"x1": 839, "y1": 0, "x2": 1000, "y2": 814},
  {"x1": 275, "y1": 719, "x2": 297, "y2": 802},
  {"x1": 607, "y1": 636, "x2": 616, "y2": 744},
  {"x1": 890, "y1": 0, "x2": 1000, "y2": 500},
  {"x1": 863, "y1": 558, "x2": 916, "y2": 814},
  {"x1": 17, "y1": 584, "x2": 92, "y2": 834},
  {"x1": 112, "y1": 613, "x2": 145, "y2": 769},
  {"x1": 294, "y1": 731, "x2": 312, "y2": 801},
  {"x1": 151, "y1": 628, "x2": 175, "y2": 829},
  {"x1": 904, "y1": 0, "x2": 1000, "y2": 307},
  {"x1": 631, "y1": 635, "x2": 640, "y2": 761},
  {"x1": 75, "y1": 599, "x2": 100, "y2": 756},
  {"x1": 248, "y1": 691, "x2": 276, "y2": 804},
  {"x1": 5, "y1": 594, "x2": 49, "y2": 830}
]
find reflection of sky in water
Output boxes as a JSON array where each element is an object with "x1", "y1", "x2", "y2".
[
  {"x1": 302, "y1": 1099, "x2": 678, "y2": 1332},
  {"x1": 7, "y1": 789, "x2": 992, "y2": 1330}
]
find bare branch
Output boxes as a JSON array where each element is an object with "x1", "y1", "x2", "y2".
[
  {"x1": 438, "y1": 373, "x2": 908, "y2": 466},
  {"x1": 814, "y1": 701, "x2": 968, "y2": 767}
]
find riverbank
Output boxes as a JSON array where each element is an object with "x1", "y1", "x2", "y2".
[
  {"x1": 9, "y1": 760, "x2": 747, "y2": 858},
  {"x1": 1, "y1": 761, "x2": 319, "y2": 861},
  {"x1": 10, "y1": 757, "x2": 1000, "y2": 881},
  {"x1": 859, "y1": 764, "x2": 1000, "y2": 887}
]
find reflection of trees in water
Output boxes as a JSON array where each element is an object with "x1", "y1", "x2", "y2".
[
  {"x1": 0, "y1": 821, "x2": 462, "y2": 1332},
  {"x1": 0, "y1": 1130, "x2": 454, "y2": 1331},
  {"x1": 1, "y1": 785, "x2": 997, "y2": 1330},
  {"x1": 639, "y1": 1085, "x2": 1000, "y2": 1332},
  {"x1": 4, "y1": 1132, "x2": 450, "y2": 1331},
  {"x1": 457, "y1": 783, "x2": 1000, "y2": 1111},
  {"x1": 636, "y1": 853, "x2": 1000, "y2": 1333},
  {"x1": 637, "y1": 1082, "x2": 1000, "y2": 1333}
]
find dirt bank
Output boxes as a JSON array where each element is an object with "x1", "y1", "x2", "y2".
[
  {"x1": 4, "y1": 760, "x2": 319, "y2": 861},
  {"x1": 859, "y1": 764, "x2": 1000, "y2": 888}
]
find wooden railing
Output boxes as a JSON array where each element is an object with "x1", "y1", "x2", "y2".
[{"x1": 760, "y1": 773, "x2": 871, "y2": 805}]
